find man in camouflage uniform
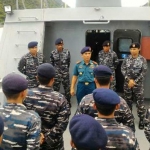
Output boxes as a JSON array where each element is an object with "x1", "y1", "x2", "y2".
[
  {"x1": 69, "y1": 114, "x2": 108, "y2": 150},
  {"x1": 70, "y1": 47, "x2": 97, "y2": 104},
  {"x1": 18, "y1": 41, "x2": 46, "y2": 88},
  {"x1": 0, "y1": 73, "x2": 41, "y2": 150},
  {"x1": 98, "y1": 40, "x2": 119, "y2": 90},
  {"x1": 24, "y1": 63, "x2": 71, "y2": 150},
  {"x1": 121, "y1": 42, "x2": 147, "y2": 129},
  {"x1": 76, "y1": 65, "x2": 135, "y2": 132},
  {"x1": 50, "y1": 38, "x2": 71, "y2": 105},
  {"x1": 93, "y1": 88, "x2": 139, "y2": 149},
  {"x1": 144, "y1": 108, "x2": 150, "y2": 145},
  {"x1": 0, "y1": 116, "x2": 4, "y2": 150}
]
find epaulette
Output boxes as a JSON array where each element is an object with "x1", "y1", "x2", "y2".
[
  {"x1": 92, "y1": 61, "x2": 98, "y2": 65},
  {"x1": 76, "y1": 61, "x2": 81, "y2": 64}
]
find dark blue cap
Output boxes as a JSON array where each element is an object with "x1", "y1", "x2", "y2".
[
  {"x1": 69, "y1": 114, "x2": 108, "y2": 149},
  {"x1": 81, "y1": 46, "x2": 91, "y2": 54},
  {"x1": 2, "y1": 73, "x2": 28, "y2": 94},
  {"x1": 28, "y1": 41, "x2": 38, "y2": 48},
  {"x1": 37, "y1": 63, "x2": 55, "y2": 79},
  {"x1": 93, "y1": 65, "x2": 112, "y2": 77},
  {"x1": 55, "y1": 38, "x2": 63, "y2": 45},
  {"x1": 93, "y1": 88, "x2": 120, "y2": 105},
  {"x1": 102, "y1": 40, "x2": 110, "y2": 46},
  {"x1": 129, "y1": 42, "x2": 140, "y2": 49},
  {"x1": 0, "y1": 116, "x2": 4, "y2": 136}
]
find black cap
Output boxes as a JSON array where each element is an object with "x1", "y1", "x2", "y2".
[
  {"x1": 28, "y1": 41, "x2": 38, "y2": 48},
  {"x1": 37, "y1": 63, "x2": 55, "y2": 79},
  {"x1": 55, "y1": 38, "x2": 63, "y2": 45},
  {"x1": 2, "y1": 73, "x2": 28, "y2": 94},
  {"x1": 129, "y1": 42, "x2": 140, "y2": 49},
  {"x1": 102, "y1": 40, "x2": 110, "y2": 46},
  {"x1": 93, "y1": 65, "x2": 112, "y2": 77},
  {"x1": 69, "y1": 114, "x2": 108, "y2": 149}
]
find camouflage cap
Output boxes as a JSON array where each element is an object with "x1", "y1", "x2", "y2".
[
  {"x1": 55, "y1": 38, "x2": 63, "y2": 45},
  {"x1": 102, "y1": 40, "x2": 110, "y2": 46},
  {"x1": 69, "y1": 114, "x2": 108, "y2": 149},
  {"x1": 2, "y1": 73, "x2": 28, "y2": 94},
  {"x1": 129, "y1": 42, "x2": 140, "y2": 49},
  {"x1": 28, "y1": 41, "x2": 38, "y2": 48},
  {"x1": 0, "y1": 116, "x2": 4, "y2": 136},
  {"x1": 93, "y1": 65, "x2": 112, "y2": 77},
  {"x1": 37, "y1": 63, "x2": 55, "y2": 79},
  {"x1": 80, "y1": 46, "x2": 91, "y2": 54},
  {"x1": 93, "y1": 88, "x2": 120, "y2": 105}
]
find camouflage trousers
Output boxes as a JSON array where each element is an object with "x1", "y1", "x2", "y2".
[
  {"x1": 124, "y1": 82, "x2": 146, "y2": 119},
  {"x1": 53, "y1": 70, "x2": 71, "y2": 103},
  {"x1": 110, "y1": 70, "x2": 116, "y2": 91}
]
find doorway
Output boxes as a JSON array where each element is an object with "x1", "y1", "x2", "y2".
[{"x1": 86, "y1": 30, "x2": 110, "y2": 62}]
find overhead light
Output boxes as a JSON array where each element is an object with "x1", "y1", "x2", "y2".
[{"x1": 4, "y1": 5, "x2": 12, "y2": 14}]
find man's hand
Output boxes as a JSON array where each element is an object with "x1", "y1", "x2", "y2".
[
  {"x1": 70, "y1": 88, "x2": 75, "y2": 96},
  {"x1": 128, "y1": 79, "x2": 136, "y2": 88},
  {"x1": 40, "y1": 133, "x2": 45, "y2": 145}
]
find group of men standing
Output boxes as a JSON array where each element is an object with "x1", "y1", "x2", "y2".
[{"x1": 0, "y1": 37, "x2": 149, "y2": 149}]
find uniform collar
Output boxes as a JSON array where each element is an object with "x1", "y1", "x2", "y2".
[
  {"x1": 4, "y1": 103, "x2": 27, "y2": 110},
  {"x1": 95, "y1": 117, "x2": 118, "y2": 125},
  {"x1": 38, "y1": 85, "x2": 54, "y2": 90},
  {"x1": 82, "y1": 60, "x2": 93, "y2": 65},
  {"x1": 28, "y1": 52, "x2": 38, "y2": 58}
]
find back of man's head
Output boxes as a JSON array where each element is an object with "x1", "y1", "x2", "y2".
[
  {"x1": 69, "y1": 114, "x2": 107, "y2": 150},
  {"x1": 37, "y1": 63, "x2": 55, "y2": 85},
  {"x1": 93, "y1": 88, "x2": 120, "y2": 116},
  {"x1": 93, "y1": 65, "x2": 112, "y2": 86},
  {"x1": 2, "y1": 73, "x2": 28, "y2": 100}
]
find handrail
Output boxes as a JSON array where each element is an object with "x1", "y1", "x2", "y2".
[{"x1": 83, "y1": 20, "x2": 110, "y2": 24}]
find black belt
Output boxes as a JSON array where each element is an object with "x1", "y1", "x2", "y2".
[{"x1": 79, "y1": 82, "x2": 94, "y2": 85}]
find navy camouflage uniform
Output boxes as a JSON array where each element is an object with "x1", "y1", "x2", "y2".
[
  {"x1": 73, "y1": 47, "x2": 97, "y2": 104},
  {"x1": 24, "y1": 63, "x2": 71, "y2": 150},
  {"x1": 121, "y1": 43, "x2": 147, "y2": 120},
  {"x1": 18, "y1": 41, "x2": 46, "y2": 88},
  {"x1": 50, "y1": 38, "x2": 71, "y2": 103},
  {"x1": 76, "y1": 94, "x2": 135, "y2": 132},
  {"x1": 0, "y1": 73, "x2": 41, "y2": 150},
  {"x1": 98, "y1": 41, "x2": 119, "y2": 90},
  {"x1": 93, "y1": 88, "x2": 139, "y2": 149},
  {"x1": 144, "y1": 108, "x2": 150, "y2": 143}
]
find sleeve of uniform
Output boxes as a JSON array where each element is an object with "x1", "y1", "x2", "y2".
[
  {"x1": 113, "y1": 52, "x2": 119, "y2": 69},
  {"x1": 144, "y1": 108, "x2": 150, "y2": 143},
  {"x1": 50, "y1": 52, "x2": 54, "y2": 66},
  {"x1": 121, "y1": 58, "x2": 129, "y2": 81},
  {"x1": 73, "y1": 64, "x2": 79, "y2": 76},
  {"x1": 27, "y1": 112, "x2": 41, "y2": 150},
  {"x1": 18, "y1": 56, "x2": 26, "y2": 75},
  {"x1": 68, "y1": 51, "x2": 71, "y2": 68},
  {"x1": 116, "y1": 98, "x2": 135, "y2": 132},
  {"x1": 44, "y1": 97, "x2": 70, "y2": 147},
  {"x1": 134, "y1": 58, "x2": 147, "y2": 83}
]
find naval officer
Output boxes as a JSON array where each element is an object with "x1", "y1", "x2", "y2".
[{"x1": 70, "y1": 47, "x2": 97, "y2": 104}]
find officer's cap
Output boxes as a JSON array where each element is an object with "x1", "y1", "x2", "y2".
[
  {"x1": 37, "y1": 63, "x2": 55, "y2": 79},
  {"x1": 55, "y1": 38, "x2": 63, "y2": 45},
  {"x1": 93, "y1": 65, "x2": 112, "y2": 77},
  {"x1": 0, "y1": 116, "x2": 4, "y2": 136},
  {"x1": 81, "y1": 46, "x2": 91, "y2": 54},
  {"x1": 2, "y1": 73, "x2": 28, "y2": 94},
  {"x1": 69, "y1": 114, "x2": 107, "y2": 149},
  {"x1": 129, "y1": 42, "x2": 140, "y2": 49},
  {"x1": 102, "y1": 40, "x2": 110, "y2": 46},
  {"x1": 93, "y1": 88, "x2": 120, "y2": 105},
  {"x1": 28, "y1": 41, "x2": 38, "y2": 48}
]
